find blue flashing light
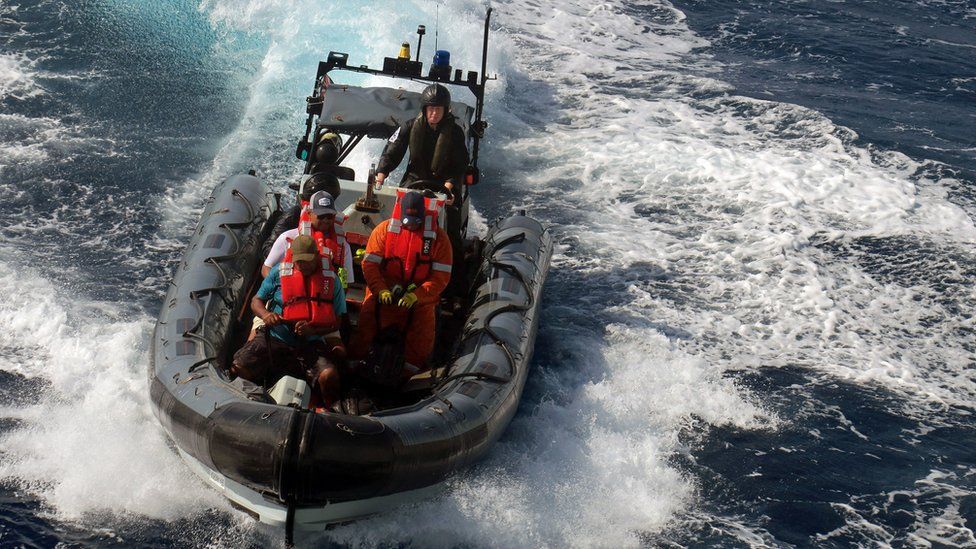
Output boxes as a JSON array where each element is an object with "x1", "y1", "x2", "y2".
[{"x1": 433, "y1": 50, "x2": 451, "y2": 67}]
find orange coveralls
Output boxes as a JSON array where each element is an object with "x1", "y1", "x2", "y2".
[{"x1": 351, "y1": 219, "x2": 453, "y2": 369}]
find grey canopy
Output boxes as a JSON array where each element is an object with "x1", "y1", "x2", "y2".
[{"x1": 318, "y1": 85, "x2": 475, "y2": 139}]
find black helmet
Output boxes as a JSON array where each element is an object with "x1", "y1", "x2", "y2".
[
  {"x1": 420, "y1": 84, "x2": 451, "y2": 109},
  {"x1": 314, "y1": 131, "x2": 342, "y2": 165},
  {"x1": 301, "y1": 172, "x2": 340, "y2": 201},
  {"x1": 315, "y1": 140, "x2": 339, "y2": 165}
]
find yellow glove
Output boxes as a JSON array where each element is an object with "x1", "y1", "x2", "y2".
[
  {"x1": 355, "y1": 248, "x2": 365, "y2": 260},
  {"x1": 398, "y1": 284, "x2": 418, "y2": 308},
  {"x1": 379, "y1": 289, "x2": 393, "y2": 305},
  {"x1": 337, "y1": 267, "x2": 348, "y2": 289},
  {"x1": 398, "y1": 291, "x2": 418, "y2": 308}
]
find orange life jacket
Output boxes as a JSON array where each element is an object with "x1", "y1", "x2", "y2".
[
  {"x1": 297, "y1": 200, "x2": 346, "y2": 271},
  {"x1": 382, "y1": 191, "x2": 444, "y2": 285},
  {"x1": 280, "y1": 246, "x2": 337, "y2": 329}
]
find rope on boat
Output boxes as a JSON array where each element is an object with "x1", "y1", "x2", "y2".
[
  {"x1": 431, "y1": 238, "x2": 537, "y2": 393},
  {"x1": 181, "y1": 186, "x2": 273, "y2": 365}
]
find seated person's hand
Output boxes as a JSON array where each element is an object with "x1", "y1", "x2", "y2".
[
  {"x1": 443, "y1": 182, "x2": 455, "y2": 205},
  {"x1": 294, "y1": 320, "x2": 310, "y2": 336},
  {"x1": 379, "y1": 289, "x2": 393, "y2": 305},
  {"x1": 374, "y1": 172, "x2": 386, "y2": 187},
  {"x1": 262, "y1": 312, "x2": 284, "y2": 326},
  {"x1": 398, "y1": 290, "x2": 418, "y2": 309}
]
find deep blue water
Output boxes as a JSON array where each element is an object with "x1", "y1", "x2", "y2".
[
  {"x1": 1, "y1": 0, "x2": 975, "y2": 547},
  {"x1": 665, "y1": 1, "x2": 976, "y2": 545},
  {"x1": 673, "y1": 0, "x2": 976, "y2": 198}
]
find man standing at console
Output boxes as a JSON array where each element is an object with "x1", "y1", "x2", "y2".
[
  {"x1": 375, "y1": 83, "x2": 469, "y2": 296},
  {"x1": 374, "y1": 83, "x2": 469, "y2": 203}
]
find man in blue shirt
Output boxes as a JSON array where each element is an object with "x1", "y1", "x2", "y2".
[{"x1": 231, "y1": 235, "x2": 347, "y2": 407}]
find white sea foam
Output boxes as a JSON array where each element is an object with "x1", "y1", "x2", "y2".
[
  {"x1": 814, "y1": 468, "x2": 976, "y2": 547},
  {"x1": 905, "y1": 469, "x2": 976, "y2": 547},
  {"x1": 487, "y1": 0, "x2": 976, "y2": 414},
  {"x1": 0, "y1": 258, "x2": 226, "y2": 524},
  {"x1": 0, "y1": 113, "x2": 61, "y2": 170},
  {"x1": 0, "y1": 112, "x2": 123, "y2": 178},
  {"x1": 0, "y1": 52, "x2": 42, "y2": 100}
]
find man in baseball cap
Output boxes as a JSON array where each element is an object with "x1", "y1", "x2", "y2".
[
  {"x1": 232, "y1": 233, "x2": 348, "y2": 409},
  {"x1": 399, "y1": 190, "x2": 425, "y2": 229},
  {"x1": 262, "y1": 190, "x2": 353, "y2": 284},
  {"x1": 310, "y1": 190, "x2": 338, "y2": 216},
  {"x1": 351, "y1": 190, "x2": 453, "y2": 379}
]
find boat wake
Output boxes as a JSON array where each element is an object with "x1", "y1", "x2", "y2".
[{"x1": 1, "y1": 0, "x2": 974, "y2": 546}]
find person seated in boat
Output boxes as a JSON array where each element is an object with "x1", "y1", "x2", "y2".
[
  {"x1": 350, "y1": 191, "x2": 453, "y2": 379},
  {"x1": 231, "y1": 235, "x2": 347, "y2": 407},
  {"x1": 263, "y1": 172, "x2": 343, "y2": 261},
  {"x1": 249, "y1": 190, "x2": 353, "y2": 343},
  {"x1": 262, "y1": 190, "x2": 354, "y2": 285}
]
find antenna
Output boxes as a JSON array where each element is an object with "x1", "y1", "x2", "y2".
[
  {"x1": 415, "y1": 25, "x2": 426, "y2": 62},
  {"x1": 469, "y1": 7, "x2": 492, "y2": 180},
  {"x1": 434, "y1": 2, "x2": 439, "y2": 50}
]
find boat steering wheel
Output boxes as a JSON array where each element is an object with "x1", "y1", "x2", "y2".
[
  {"x1": 404, "y1": 179, "x2": 444, "y2": 193},
  {"x1": 405, "y1": 179, "x2": 455, "y2": 202}
]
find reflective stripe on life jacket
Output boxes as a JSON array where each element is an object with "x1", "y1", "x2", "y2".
[
  {"x1": 382, "y1": 190, "x2": 445, "y2": 285},
  {"x1": 280, "y1": 248, "x2": 337, "y2": 329},
  {"x1": 297, "y1": 200, "x2": 347, "y2": 271}
]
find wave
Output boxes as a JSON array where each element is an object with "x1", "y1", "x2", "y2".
[
  {"x1": 0, "y1": 258, "x2": 226, "y2": 522},
  {"x1": 0, "y1": 0, "x2": 973, "y2": 546},
  {"x1": 0, "y1": 52, "x2": 43, "y2": 100}
]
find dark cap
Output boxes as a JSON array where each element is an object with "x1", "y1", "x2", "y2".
[
  {"x1": 290, "y1": 235, "x2": 319, "y2": 262},
  {"x1": 310, "y1": 191, "x2": 338, "y2": 216},
  {"x1": 400, "y1": 191, "x2": 425, "y2": 227}
]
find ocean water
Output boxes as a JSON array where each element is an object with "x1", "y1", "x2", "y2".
[{"x1": 0, "y1": 0, "x2": 974, "y2": 547}]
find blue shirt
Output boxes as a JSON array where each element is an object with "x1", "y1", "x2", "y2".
[{"x1": 257, "y1": 263, "x2": 347, "y2": 345}]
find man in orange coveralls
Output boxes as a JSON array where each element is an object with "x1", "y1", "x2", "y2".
[{"x1": 352, "y1": 190, "x2": 452, "y2": 375}]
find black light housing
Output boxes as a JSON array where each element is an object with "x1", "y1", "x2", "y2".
[{"x1": 327, "y1": 51, "x2": 348, "y2": 67}]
